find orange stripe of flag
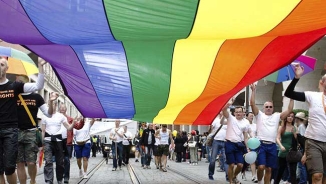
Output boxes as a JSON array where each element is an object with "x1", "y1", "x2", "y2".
[
  {"x1": 173, "y1": 37, "x2": 275, "y2": 125},
  {"x1": 265, "y1": 0, "x2": 326, "y2": 36},
  {"x1": 193, "y1": 28, "x2": 326, "y2": 125}
]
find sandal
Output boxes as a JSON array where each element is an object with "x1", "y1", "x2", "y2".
[
  {"x1": 161, "y1": 167, "x2": 167, "y2": 172},
  {"x1": 232, "y1": 178, "x2": 241, "y2": 184}
]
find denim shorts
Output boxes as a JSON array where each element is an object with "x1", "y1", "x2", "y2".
[
  {"x1": 256, "y1": 142, "x2": 277, "y2": 169},
  {"x1": 74, "y1": 143, "x2": 91, "y2": 159},
  {"x1": 225, "y1": 141, "x2": 244, "y2": 164},
  {"x1": 0, "y1": 128, "x2": 18, "y2": 174}
]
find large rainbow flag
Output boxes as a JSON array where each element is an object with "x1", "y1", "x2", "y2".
[{"x1": 1, "y1": 0, "x2": 326, "y2": 125}]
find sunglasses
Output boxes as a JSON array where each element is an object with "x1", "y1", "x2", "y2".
[{"x1": 265, "y1": 106, "x2": 273, "y2": 109}]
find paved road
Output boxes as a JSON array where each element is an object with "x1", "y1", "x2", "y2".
[{"x1": 26, "y1": 156, "x2": 259, "y2": 184}]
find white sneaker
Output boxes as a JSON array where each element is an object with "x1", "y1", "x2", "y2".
[
  {"x1": 79, "y1": 169, "x2": 83, "y2": 178},
  {"x1": 83, "y1": 174, "x2": 88, "y2": 179}
]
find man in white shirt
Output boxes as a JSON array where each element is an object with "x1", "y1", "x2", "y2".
[
  {"x1": 122, "y1": 126, "x2": 133, "y2": 165},
  {"x1": 73, "y1": 118, "x2": 95, "y2": 179},
  {"x1": 109, "y1": 120, "x2": 124, "y2": 171},
  {"x1": 41, "y1": 101, "x2": 76, "y2": 184},
  {"x1": 285, "y1": 65, "x2": 326, "y2": 184},
  {"x1": 208, "y1": 113, "x2": 229, "y2": 182},
  {"x1": 250, "y1": 84, "x2": 293, "y2": 184},
  {"x1": 222, "y1": 102, "x2": 250, "y2": 184}
]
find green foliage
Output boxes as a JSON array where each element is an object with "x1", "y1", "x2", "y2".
[{"x1": 293, "y1": 109, "x2": 309, "y2": 117}]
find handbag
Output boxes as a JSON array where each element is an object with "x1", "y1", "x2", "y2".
[
  {"x1": 286, "y1": 147, "x2": 302, "y2": 163},
  {"x1": 188, "y1": 136, "x2": 197, "y2": 148},
  {"x1": 18, "y1": 94, "x2": 43, "y2": 147},
  {"x1": 188, "y1": 141, "x2": 197, "y2": 148},
  {"x1": 206, "y1": 123, "x2": 224, "y2": 147}
]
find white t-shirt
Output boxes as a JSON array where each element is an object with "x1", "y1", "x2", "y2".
[
  {"x1": 249, "y1": 123, "x2": 257, "y2": 137},
  {"x1": 298, "y1": 123, "x2": 306, "y2": 136},
  {"x1": 42, "y1": 112, "x2": 68, "y2": 141},
  {"x1": 225, "y1": 113, "x2": 249, "y2": 142},
  {"x1": 122, "y1": 131, "x2": 133, "y2": 145},
  {"x1": 74, "y1": 120, "x2": 91, "y2": 143},
  {"x1": 110, "y1": 127, "x2": 124, "y2": 143},
  {"x1": 60, "y1": 124, "x2": 67, "y2": 139},
  {"x1": 256, "y1": 110, "x2": 280, "y2": 143},
  {"x1": 240, "y1": 119, "x2": 251, "y2": 141},
  {"x1": 155, "y1": 131, "x2": 160, "y2": 146},
  {"x1": 210, "y1": 117, "x2": 227, "y2": 141},
  {"x1": 304, "y1": 91, "x2": 326, "y2": 142}
]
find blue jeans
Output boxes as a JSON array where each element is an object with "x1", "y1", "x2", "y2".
[
  {"x1": 206, "y1": 146, "x2": 212, "y2": 162},
  {"x1": 208, "y1": 140, "x2": 228, "y2": 180},
  {"x1": 111, "y1": 142, "x2": 123, "y2": 168},
  {"x1": 298, "y1": 161, "x2": 307, "y2": 184},
  {"x1": 144, "y1": 145, "x2": 154, "y2": 166}
]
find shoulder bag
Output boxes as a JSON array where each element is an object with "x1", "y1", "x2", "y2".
[
  {"x1": 286, "y1": 135, "x2": 302, "y2": 163},
  {"x1": 206, "y1": 124, "x2": 224, "y2": 147},
  {"x1": 286, "y1": 147, "x2": 302, "y2": 163},
  {"x1": 124, "y1": 133, "x2": 132, "y2": 145},
  {"x1": 18, "y1": 94, "x2": 43, "y2": 147}
]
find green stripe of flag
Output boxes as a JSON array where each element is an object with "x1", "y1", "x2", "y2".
[{"x1": 104, "y1": 0, "x2": 198, "y2": 121}]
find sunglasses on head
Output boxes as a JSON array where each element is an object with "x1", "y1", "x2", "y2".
[{"x1": 265, "y1": 106, "x2": 273, "y2": 108}]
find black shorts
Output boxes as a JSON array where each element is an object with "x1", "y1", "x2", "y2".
[
  {"x1": 153, "y1": 145, "x2": 159, "y2": 156},
  {"x1": 0, "y1": 128, "x2": 18, "y2": 174},
  {"x1": 158, "y1": 145, "x2": 169, "y2": 156}
]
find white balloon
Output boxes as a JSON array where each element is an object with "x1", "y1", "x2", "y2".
[{"x1": 244, "y1": 151, "x2": 257, "y2": 164}]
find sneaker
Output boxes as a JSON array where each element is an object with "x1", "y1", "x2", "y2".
[
  {"x1": 112, "y1": 167, "x2": 117, "y2": 171},
  {"x1": 241, "y1": 173, "x2": 247, "y2": 181},
  {"x1": 135, "y1": 159, "x2": 139, "y2": 162},
  {"x1": 209, "y1": 176, "x2": 214, "y2": 180},
  {"x1": 79, "y1": 169, "x2": 83, "y2": 178},
  {"x1": 83, "y1": 174, "x2": 88, "y2": 179},
  {"x1": 147, "y1": 166, "x2": 151, "y2": 169},
  {"x1": 143, "y1": 166, "x2": 147, "y2": 169},
  {"x1": 64, "y1": 178, "x2": 69, "y2": 183},
  {"x1": 216, "y1": 168, "x2": 224, "y2": 172}
]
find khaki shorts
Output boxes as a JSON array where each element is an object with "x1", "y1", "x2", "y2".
[
  {"x1": 305, "y1": 138, "x2": 326, "y2": 175},
  {"x1": 17, "y1": 129, "x2": 39, "y2": 163}
]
